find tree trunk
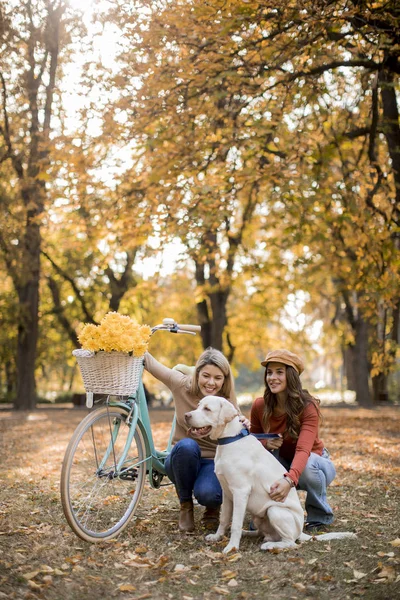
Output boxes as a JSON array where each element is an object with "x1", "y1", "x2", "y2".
[
  {"x1": 353, "y1": 316, "x2": 372, "y2": 407},
  {"x1": 343, "y1": 346, "x2": 356, "y2": 391},
  {"x1": 372, "y1": 372, "x2": 389, "y2": 404},
  {"x1": 209, "y1": 289, "x2": 229, "y2": 352},
  {"x1": 194, "y1": 259, "x2": 230, "y2": 352},
  {"x1": 196, "y1": 298, "x2": 212, "y2": 349},
  {"x1": 380, "y1": 68, "x2": 400, "y2": 214},
  {"x1": 15, "y1": 215, "x2": 41, "y2": 410}
]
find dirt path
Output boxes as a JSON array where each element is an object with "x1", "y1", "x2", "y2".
[{"x1": 0, "y1": 405, "x2": 399, "y2": 599}]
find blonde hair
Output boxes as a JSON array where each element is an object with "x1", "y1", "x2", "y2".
[{"x1": 190, "y1": 347, "x2": 234, "y2": 399}]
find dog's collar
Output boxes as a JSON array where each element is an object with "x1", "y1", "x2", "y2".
[
  {"x1": 217, "y1": 428, "x2": 250, "y2": 445},
  {"x1": 217, "y1": 430, "x2": 281, "y2": 445}
]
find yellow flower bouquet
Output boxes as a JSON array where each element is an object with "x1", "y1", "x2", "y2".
[
  {"x1": 73, "y1": 313, "x2": 152, "y2": 398},
  {"x1": 78, "y1": 312, "x2": 151, "y2": 356}
]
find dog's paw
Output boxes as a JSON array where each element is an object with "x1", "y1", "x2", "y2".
[
  {"x1": 260, "y1": 540, "x2": 296, "y2": 551},
  {"x1": 222, "y1": 543, "x2": 238, "y2": 554},
  {"x1": 260, "y1": 541, "x2": 275, "y2": 551},
  {"x1": 205, "y1": 533, "x2": 222, "y2": 542}
]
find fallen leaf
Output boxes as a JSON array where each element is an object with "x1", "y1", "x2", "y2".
[
  {"x1": 211, "y1": 586, "x2": 229, "y2": 595},
  {"x1": 389, "y1": 539, "x2": 400, "y2": 547},
  {"x1": 227, "y1": 552, "x2": 242, "y2": 562},
  {"x1": 23, "y1": 571, "x2": 40, "y2": 580},
  {"x1": 353, "y1": 570, "x2": 367, "y2": 580},
  {"x1": 27, "y1": 580, "x2": 42, "y2": 590},
  {"x1": 293, "y1": 582, "x2": 306, "y2": 591},
  {"x1": 39, "y1": 565, "x2": 54, "y2": 574},
  {"x1": 174, "y1": 564, "x2": 189, "y2": 572},
  {"x1": 118, "y1": 583, "x2": 136, "y2": 592},
  {"x1": 221, "y1": 570, "x2": 237, "y2": 579},
  {"x1": 227, "y1": 578, "x2": 238, "y2": 587},
  {"x1": 376, "y1": 566, "x2": 396, "y2": 581}
]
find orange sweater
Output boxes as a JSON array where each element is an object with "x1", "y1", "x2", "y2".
[{"x1": 250, "y1": 396, "x2": 324, "y2": 486}]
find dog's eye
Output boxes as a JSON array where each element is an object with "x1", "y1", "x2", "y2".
[{"x1": 203, "y1": 407, "x2": 211, "y2": 411}]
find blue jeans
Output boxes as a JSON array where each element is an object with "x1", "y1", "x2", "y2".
[
  {"x1": 274, "y1": 449, "x2": 336, "y2": 525},
  {"x1": 165, "y1": 438, "x2": 222, "y2": 508}
]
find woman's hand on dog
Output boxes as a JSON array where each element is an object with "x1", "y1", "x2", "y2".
[
  {"x1": 239, "y1": 415, "x2": 251, "y2": 429},
  {"x1": 266, "y1": 434, "x2": 283, "y2": 451},
  {"x1": 270, "y1": 478, "x2": 291, "y2": 502}
]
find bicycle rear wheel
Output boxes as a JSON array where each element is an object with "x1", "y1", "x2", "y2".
[{"x1": 61, "y1": 405, "x2": 147, "y2": 543}]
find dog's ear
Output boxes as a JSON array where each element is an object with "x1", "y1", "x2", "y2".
[
  {"x1": 209, "y1": 399, "x2": 238, "y2": 440},
  {"x1": 219, "y1": 398, "x2": 239, "y2": 425}
]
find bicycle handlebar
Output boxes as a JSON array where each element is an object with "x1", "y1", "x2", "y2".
[
  {"x1": 151, "y1": 319, "x2": 201, "y2": 336},
  {"x1": 177, "y1": 324, "x2": 201, "y2": 333}
]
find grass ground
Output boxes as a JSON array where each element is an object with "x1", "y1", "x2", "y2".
[{"x1": 0, "y1": 404, "x2": 399, "y2": 600}]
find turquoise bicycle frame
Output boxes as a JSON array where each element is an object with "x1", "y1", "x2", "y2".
[{"x1": 99, "y1": 362, "x2": 176, "y2": 489}]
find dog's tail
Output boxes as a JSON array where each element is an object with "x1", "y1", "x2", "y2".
[{"x1": 299, "y1": 532, "x2": 357, "y2": 543}]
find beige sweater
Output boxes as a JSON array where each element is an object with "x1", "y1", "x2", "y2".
[{"x1": 144, "y1": 352, "x2": 238, "y2": 458}]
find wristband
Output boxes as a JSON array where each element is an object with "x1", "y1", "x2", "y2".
[{"x1": 283, "y1": 474, "x2": 295, "y2": 488}]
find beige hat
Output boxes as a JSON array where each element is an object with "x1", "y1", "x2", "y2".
[{"x1": 261, "y1": 349, "x2": 304, "y2": 375}]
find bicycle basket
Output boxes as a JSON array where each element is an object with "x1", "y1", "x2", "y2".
[{"x1": 72, "y1": 350, "x2": 143, "y2": 396}]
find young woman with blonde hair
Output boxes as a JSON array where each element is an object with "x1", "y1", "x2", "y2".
[{"x1": 145, "y1": 347, "x2": 238, "y2": 532}]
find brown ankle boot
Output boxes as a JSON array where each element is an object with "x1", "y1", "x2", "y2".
[
  {"x1": 201, "y1": 506, "x2": 220, "y2": 530},
  {"x1": 178, "y1": 500, "x2": 195, "y2": 532}
]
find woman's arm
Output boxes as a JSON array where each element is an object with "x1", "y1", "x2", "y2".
[
  {"x1": 286, "y1": 402, "x2": 319, "y2": 485},
  {"x1": 144, "y1": 352, "x2": 186, "y2": 391},
  {"x1": 250, "y1": 397, "x2": 265, "y2": 434},
  {"x1": 270, "y1": 403, "x2": 319, "y2": 502}
]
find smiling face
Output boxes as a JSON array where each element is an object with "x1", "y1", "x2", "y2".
[
  {"x1": 197, "y1": 364, "x2": 225, "y2": 397},
  {"x1": 266, "y1": 362, "x2": 288, "y2": 396}
]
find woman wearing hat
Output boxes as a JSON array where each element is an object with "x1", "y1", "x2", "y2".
[{"x1": 250, "y1": 349, "x2": 336, "y2": 532}]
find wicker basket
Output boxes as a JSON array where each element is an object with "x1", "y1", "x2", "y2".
[{"x1": 73, "y1": 349, "x2": 144, "y2": 396}]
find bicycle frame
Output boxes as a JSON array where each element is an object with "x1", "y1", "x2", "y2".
[{"x1": 100, "y1": 362, "x2": 176, "y2": 489}]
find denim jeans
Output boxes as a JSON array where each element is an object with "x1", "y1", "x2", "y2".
[
  {"x1": 165, "y1": 438, "x2": 222, "y2": 508},
  {"x1": 274, "y1": 448, "x2": 336, "y2": 525}
]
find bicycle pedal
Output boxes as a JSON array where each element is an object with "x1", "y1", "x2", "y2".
[{"x1": 119, "y1": 468, "x2": 139, "y2": 481}]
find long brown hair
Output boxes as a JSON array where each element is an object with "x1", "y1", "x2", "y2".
[
  {"x1": 189, "y1": 347, "x2": 234, "y2": 399},
  {"x1": 262, "y1": 365, "x2": 321, "y2": 439}
]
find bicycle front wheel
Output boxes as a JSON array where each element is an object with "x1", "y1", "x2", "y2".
[{"x1": 61, "y1": 405, "x2": 147, "y2": 543}]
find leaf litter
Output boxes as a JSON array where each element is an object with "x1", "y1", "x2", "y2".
[{"x1": 0, "y1": 406, "x2": 399, "y2": 599}]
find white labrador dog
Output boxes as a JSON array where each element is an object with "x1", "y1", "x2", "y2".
[{"x1": 185, "y1": 395, "x2": 356, "y2": 553}]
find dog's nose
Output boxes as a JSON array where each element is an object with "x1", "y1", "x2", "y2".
[{"x1": 185, "y1": 412, "x2": 192, "y2": 422}]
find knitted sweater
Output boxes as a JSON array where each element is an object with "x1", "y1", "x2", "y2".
[
  {"x1": 144, "y1": 353, "x2": 238, "y2": 459},
  {"x1": 250, "y1": 396, "x2": 324, "y2": 486}
]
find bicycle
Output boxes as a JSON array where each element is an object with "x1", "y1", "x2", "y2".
[{"x1": 60, "y1": 318, "x2": 201, "y2": 543}]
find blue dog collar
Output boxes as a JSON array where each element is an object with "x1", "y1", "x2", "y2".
[
  {"x1": 217, "y1": 430, "x2": 281, "y2": 445},
  {"x1": 217, "y1": 428, "x2": 250, "y2": 445}
]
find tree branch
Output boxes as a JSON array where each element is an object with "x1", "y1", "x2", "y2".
[
  {"x1": 41, "y1": 250, "x2": 96, "y2": 324},
  {"x1": 0, "y1": 72, "x2": 24, "y2": 178},
  {"x1": 47, "y1": 276, "x2": 79, "y2": 347}
]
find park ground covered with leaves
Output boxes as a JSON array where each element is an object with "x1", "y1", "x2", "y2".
[{"x1": 0, "y1": 405, "x2": 399, "y2": 600}]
